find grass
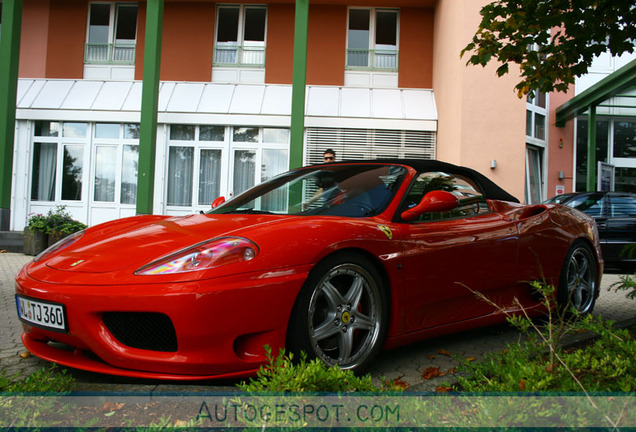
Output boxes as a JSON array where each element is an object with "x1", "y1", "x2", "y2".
[{"x1": 0, "y1": 365, "x2": 74, "y2": 392}]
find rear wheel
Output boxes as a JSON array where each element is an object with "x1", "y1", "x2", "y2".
[
  {"x1": 558, "y1": 241, "x2": 598, "y2": 314},
  {"x1": 287, "y1": 253, "x2": 388, "y2": 372}
]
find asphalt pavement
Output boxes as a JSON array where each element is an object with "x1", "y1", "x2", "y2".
[{"x1": 2, "y1": 251, "x2": 635, "y2": 392}]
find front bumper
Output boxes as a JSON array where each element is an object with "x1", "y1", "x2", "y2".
[{"x1": 15, "y1": 265, "x2": 309, "y2": 380}]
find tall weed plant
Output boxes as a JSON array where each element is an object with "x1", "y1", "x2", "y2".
[{"x1": 455, "y1": 281, "x2": 636, "y2": 392}]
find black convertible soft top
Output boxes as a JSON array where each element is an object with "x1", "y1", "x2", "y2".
[{"x1": 335, "y1": 159, "x2": 520, "y2": 204}]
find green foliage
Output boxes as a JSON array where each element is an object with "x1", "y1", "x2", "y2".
[
  {"x1": 609, "y1": 243, "x2": 636, "y2": 300},
  {"x1": 237, "y1": 346, "x2": 402, "y2": 392},
  {"x1": 461, "y1": 0, "x2": 636, "y2": 97},
  {"x1": 26, "y1": 205, "x2": 87, "y2": 235},
  {"x1": 455, "y1": 281, "x2": 636, "y2": 392},
  {"x1": 610, "y1": 274, "x2": 636, "y2": 301},
  {"x1": 0, "y1": 366, "x2": 74, "y2": 392},
  {"x1": 25, "y1": 213, "x2": 49, "y2": 234}
]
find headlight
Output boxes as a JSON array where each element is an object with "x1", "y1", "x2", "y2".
[
  {"x1": 134, "y1": 237, "x2": 259, "y2": 275},
  {"x1": 34, "y1": 230, "x2": 85, "y2": 262}
]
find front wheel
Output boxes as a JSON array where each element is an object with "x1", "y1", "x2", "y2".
[
  {"x1": 287, "y1": 254, "x2": 388, "y2": 372},
  {"x1": 557, "y1": 241, "x2": 598, "y2": 315}
]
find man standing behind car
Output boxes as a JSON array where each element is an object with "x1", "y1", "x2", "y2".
[{"x1": 323, "y1": 149, "x2": 336, "y2": 162}]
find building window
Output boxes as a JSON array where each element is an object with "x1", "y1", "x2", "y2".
[
  {"x1": 575, "y1": 119, "x2": 636, "y2": 193},
  {"x1": 525, "y1": 145, "x2": 544, "y2": 204},
  {"x1": 614, "y1": 121, "x2": 636, "y2": 158},
  {"x1": 30, "y1": 121, "x2": 139, "y2": 207},
  {"x1": 575, "y1": 119, "x2": 609, "y2": 192},
  {"x1": 92, "y1": 123, "x2": 140, "y2": 204},
  {"x1": 85, "y1": 3, "x2": 138, "y2": 65},
  {"x1": 346, "y1": 8, "x2": 399, "y2": 71},
  {"x1": 525, "y1": 91, "x2": 548, "y2": 203},
  {"x1": 213, "y1": 5, "x2": 266, "y2": 67},
  {"x1": 305, "y1": 128, "x2": 435, "y2": 165},
  {"x1": 31, "y1": 121, "x2": 88, "y2": 202},
  {"x1": 166, "y1": 125, "x2": 288, "y2": 211},
  {"x1": 526, "y1": 91, "x2": 547, "y2": 141}
]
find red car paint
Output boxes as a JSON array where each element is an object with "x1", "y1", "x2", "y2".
[{"x1": 15, "y1": 160, "x2": 603, "y2": 379}]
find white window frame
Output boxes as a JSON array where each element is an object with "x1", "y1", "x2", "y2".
[
  {"x1": 526, "y1": 91, "x2": 548, "y2": 145},
  {"x1": 165, "y1": 125, "x2": 289, "y2": 215},
  {"x1": 229, "y1": 127, "x2": 289, "y2": 196},
  {"x1": 85, "y1": 2, "x2": 138, "y2": 65},
  {"x1": 346, "y1": 7, "x2": 399, "y2": 71},
  {"x1": 29, "y1": 121, "x2": 91, "y2": 223},
  {"x1": 525, "y1": 90, "x2": 548, "y2": 203},
  {"x1": 90, "y1": 123, "x2": 139, "y2": 205},
  {"x1": 213, "y1": 4, "x2": 267, "y2": 67},
  {"x1": 525, "y1": 145, "x2": 545, "y2": 204}
]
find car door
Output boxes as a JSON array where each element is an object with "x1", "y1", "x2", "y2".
[
  {"x1": 602, "y1": 193, "x2": 636, "y2": 265},
  {"x1": 397, "y1": 171, "x2": 520, "y2": 332}
]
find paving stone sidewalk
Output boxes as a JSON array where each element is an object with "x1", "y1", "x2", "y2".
[{"x1": 2, "y1": 252, "x2": 635, "y2": 392}]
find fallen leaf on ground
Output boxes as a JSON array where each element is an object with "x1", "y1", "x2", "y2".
[{"x1": 421, "y1": 366, "x2": 442, "y2": 380}]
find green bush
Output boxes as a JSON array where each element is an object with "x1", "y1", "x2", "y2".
[
  {"x1": 454, "y1": 281, "x2": 636, "y2": 392},
  {"x1": 25, "y1": 213, "x2": 48, "y2": 234},
  {"x1": 237, "y1": 346, "x2": 402, "y2": 392},
  {"x1": 26, "y1": 205, "x2": 87, "y2": 236}
]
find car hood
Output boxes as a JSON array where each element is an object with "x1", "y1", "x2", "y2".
[{"x1": 43, "y1": 213, "x2": 286, "y2": 274}]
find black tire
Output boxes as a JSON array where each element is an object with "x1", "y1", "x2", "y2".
[
  {"x1": 287, "y1": 253, "x2": 388, "y2": 372},
  {"x1": 557, "y1": 241, "x2": 598, "y2": 315}
]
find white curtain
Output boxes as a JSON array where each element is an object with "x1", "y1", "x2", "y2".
[
  {"x1": 261, "y1": 149, "x2": 288, "y2": 211},
  {"x1": 32, "y1": 143, "x2": 57, "y2": 201},
  {"x1": 167, "y1": 147, "x2": 193, "y2": 206},
  {"x1": 198, "y1": 149, "x2": 221, "y2": 205},
  {"x1": 233, "y1": 150, "x2": 255, "y2": 196}
]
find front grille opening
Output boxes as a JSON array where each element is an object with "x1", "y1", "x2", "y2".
[{"x1": 103, "y1": 312, "x2": 178, "y2": 352}]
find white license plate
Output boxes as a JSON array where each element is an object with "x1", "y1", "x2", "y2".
[{"x1": 16, "y1": 295, "x2": 67, "y2": 332}]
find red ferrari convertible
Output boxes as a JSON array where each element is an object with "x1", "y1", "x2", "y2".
[{"x1": 15, "y1": 160, "x2": 602, "y2": 380}]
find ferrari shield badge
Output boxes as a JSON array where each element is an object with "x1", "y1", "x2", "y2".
[{"x1": 377, "y1": 225, "x2": 393, "y2": 240}]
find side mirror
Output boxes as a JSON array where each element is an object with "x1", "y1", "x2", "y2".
[
  {"x1": 211, "y1": 196, "x2": 226, "y2": 209},
  {"x1": 401, "y1": 190, "x2": 459, "y2": 221}
]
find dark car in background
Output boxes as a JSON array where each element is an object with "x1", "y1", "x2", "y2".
[{"x1": 545, "y1": 192, "x2": 636, "y2": 272}]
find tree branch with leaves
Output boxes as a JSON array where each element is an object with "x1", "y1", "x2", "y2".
[{"x1": 461, "y1": 0, "x2": 636, "y2": 97}]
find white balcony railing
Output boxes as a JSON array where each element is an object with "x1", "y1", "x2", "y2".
[
  {"x1": 346, "y1": 48, "x2": 399, "y2": 71},
  {"x1": 213, "y1": 44, "x2": 266, "y2": 67},
  {"x1": 85, "y1": 43, "x2": 136, "y2": 65}
]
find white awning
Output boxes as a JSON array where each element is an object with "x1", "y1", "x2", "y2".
[{"x1": 16, "y1": 79, "x2": 437, "y2": 131}]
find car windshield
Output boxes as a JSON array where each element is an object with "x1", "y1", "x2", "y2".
[
  {"x1": 544, "y1": 194, "x2": 576, "y2": 204},
  {"x1": 209, "y1": 164, "x2": 408, "y2": 217}
]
